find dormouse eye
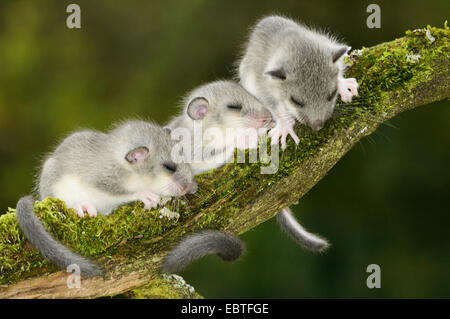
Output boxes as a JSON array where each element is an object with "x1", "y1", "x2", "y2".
[
  {"x1": 290, "y1": 96, "x2": 305, "y2": 108},
  {"x1": 327, "y1": 88, "x2": 338, "y2": 101},
  {"x1": 266, "y1": 69, "x2": 287, "y2": 80},
  {"x1": 163, "y1": 162, "x2": 177, "y2": 173},
  {"x1": 227, "y1": 104, "x2": 243, "y2": 111}
]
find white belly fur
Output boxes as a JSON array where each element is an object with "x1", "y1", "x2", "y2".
[{"x1": 53, "y1": 174, "x2": 135, "y2": 215}]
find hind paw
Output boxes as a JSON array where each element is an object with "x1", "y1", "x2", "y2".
[
  {"x1": 74, "y1": 201, "x2": 98, "y2": 218},
  {"x1": 136, "y1": 190, "x2": 161, "y2": 210},
  {"x1": 338, "y1": 77, "x2": 359, "y2": 103}
]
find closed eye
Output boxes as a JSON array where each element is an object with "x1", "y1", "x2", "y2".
[
  {"x1": 328, "y1": 88, "x2": 338, "y2": 101},
  {"x1": 290, "y1": 96, "x2": 305, "y2": 108},
  {"x1": 163, "y1": 162, "x2": 177, "y2": 173},
  {"x1": 227, "y1": 104, "x2": 243, "y2": 111}
]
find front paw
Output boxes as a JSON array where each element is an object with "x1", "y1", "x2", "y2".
[
  {"x1": 269, "y1": 124, "x2": 299, "y2": 151},
  {"x1": 338, "y1": 77, "x2": 359, "y2": 103},
  {"x1": 136, "y1": 190, "x2": 161, "y2": 210}
]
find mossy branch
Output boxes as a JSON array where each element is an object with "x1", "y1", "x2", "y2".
[
  {"x1": 0, "y1": 26, "x2": 449, "y2": 299},
  {"x1": 123, "y1": 274, "x2": 203, "y2": 299}
]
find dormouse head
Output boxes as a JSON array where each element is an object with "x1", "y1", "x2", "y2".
[
  {"x1": 112, "y1": 121, "x2": 197, "y2": 196},
  {"x1": 264, "y1": 38, "x2": 350, "y2": 131},
  {"x1": 184, "y1": 81, "x2": 272, "y2": 146},
  {"x1": 184, "y1": 81, "x2": 273, "y2": 150}
]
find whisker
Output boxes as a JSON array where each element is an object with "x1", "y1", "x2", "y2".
[
  {"x1": 358, "y1": 140, "x2": 367, "y2": 157},
  {"x1": 374, "y1": 129, "x2": 392, "y2": 142},
  {"x1": 366, "y1": 135, "x2": 377, "y2": 147},
  {"x1": 379, "y1": 120, "x2": 399, "y2": 130}
]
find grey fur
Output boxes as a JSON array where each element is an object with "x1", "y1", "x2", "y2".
[
  {"x1": 161, "y1": 230, "x2": 245, "y2": 273},
  {"x1": 39, "y1": 120, "x2": 195, "y2": 203},
  {"x1": 238, "y1": 15, "x2": 349, "y2": 129},
  {"x1": 17, "y1": 120, "x2": 196, "y2": 277},
  {"x1": 276, "y1": 208, "x2": 329, "y2": 252}
]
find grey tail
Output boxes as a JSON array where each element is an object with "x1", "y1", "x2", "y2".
[
  {"x1": 16, "y1": 195, "x2": 103, "y2": 278},
  {"x1": 276, "y1": 207, "x2": 330, "y2": 252},
  {"x1": 161, "y1": 230, "x2": 245, "y2": 274}
]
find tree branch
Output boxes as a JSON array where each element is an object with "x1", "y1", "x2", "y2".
[{"x1": 1, "y1": 26, "x2": 449, "y2": 298}]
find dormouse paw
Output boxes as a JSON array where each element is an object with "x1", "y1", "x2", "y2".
[
  {"x1": 338, "y1": 77, "x2": 359, "y2": 103},
  {"x1": 269, "y1": 123, "x2": 300, "y2": 151},
  {"x1": 136, "y1": 190, "x2": 161, "y2": 210},
  {"x1": 74, "y1": 201, "x2": 98, "y2": 218}
]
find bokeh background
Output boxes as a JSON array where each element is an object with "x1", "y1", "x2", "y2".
[{"x1": 0, "y1": 0, "x2": 449, "y2": 298}]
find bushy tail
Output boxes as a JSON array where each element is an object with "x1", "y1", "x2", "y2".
[
  {"x1": 16, "y1": 195, "x2": 102, "y2": 278},
  {"x1": 161, "y1": 230, "x2": 245, "y2": 273},
  {"x1": 276, "y1": 207, "x2": 330, "y2": 252}
]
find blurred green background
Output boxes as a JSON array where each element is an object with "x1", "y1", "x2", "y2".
[{"x1": 0, "y1": 0, "x2": 449, "y2": 298}]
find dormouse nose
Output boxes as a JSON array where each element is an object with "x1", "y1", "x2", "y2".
[
  {"x1": 311, "y1": 120, "x2": 324, "y2": 131},
  {"x1": 180, "y1": 181, "x2": 197, "y2": 195},
  {"x1": 252, "y1": 118, "x2": 265, "y2": 128},
  {"x1": 186, "y1": 182, "x2": 198, "y2": 194}
]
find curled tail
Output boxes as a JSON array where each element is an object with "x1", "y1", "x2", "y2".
[
  {"x1": 276, "y1": 207, "x2": 330, "y2": 252},
  {"x1": 16, "y1": 195, "x2": 102, "y2": 278},
  {"x1": 161, "y1": 230, "x2": 245, "y2": 274}
]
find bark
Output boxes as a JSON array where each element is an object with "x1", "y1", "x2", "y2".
[{"x1": 0, "y1": 26, "x2": 449, "y2": 298}]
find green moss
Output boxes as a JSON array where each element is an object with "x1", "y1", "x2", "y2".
[
  {"x1": 0, "y1": 209, "x2": 49, "y2": 284},
  {"x1": 350, "y1": 24, "x2": 448, "y2": 107},
  {"x1": 0, "y1": 197, "x2": 196, "y2": 284}
]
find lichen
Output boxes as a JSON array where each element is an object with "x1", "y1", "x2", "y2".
[
  {"x1": 159, "y1": 207, "x2": 180, "y2": 221},
  {"x1": 122, "y1": 274, "x2": 202, "y2": 299}
]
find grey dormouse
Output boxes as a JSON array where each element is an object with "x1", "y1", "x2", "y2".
[
  {"x1": 238, "y1": 15, "x2": 359, "y2": 150},
  {"x1": 235, "y1": 15, "x2": 360, "y2": 253},
  {"x1": 16, "y1": 120, "x2": 197, "y2": 277}
]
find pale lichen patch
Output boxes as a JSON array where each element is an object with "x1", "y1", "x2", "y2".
[
  {"x1": 159, "y1": 207, "x2": 180, "y2": 221},
  {"x1": 406, "y1": 54, "x2": 421, "y2": 63},
  {"x1": 122, "y1": 274, "x2": 201, "y2": 299},
  {"x1": 426, "y1": 29, "x2": 436, "y2": 43}
]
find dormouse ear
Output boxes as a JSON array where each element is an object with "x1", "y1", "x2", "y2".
[
  {"x1": 265, "y1": 69, "x2": 286, "y2": 80},
  {"x1": 125, "y1": 146, "x2": 149, "y2": 164},
  {"x1": 187, "y1": 97, "x2": 209, "y2": 120},
  {"x1": 332, "y1": 46, "x2": 351, "y2": 63}
]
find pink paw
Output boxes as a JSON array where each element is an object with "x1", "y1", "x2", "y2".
[
  {"x1": 74, "y1": 201, "x2": 98, "y2": 218},
  {"x1": 338, "y1": 77, "x2": 359, "y2": 103},
  {"x1": 136, "y1": 190, "x2": 161, "y2": 210},
  {"x1": 269, "y1": 122, "x2": 299, "y2": 151}
]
